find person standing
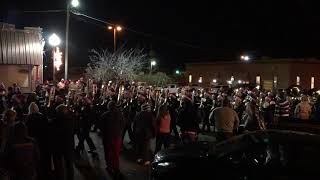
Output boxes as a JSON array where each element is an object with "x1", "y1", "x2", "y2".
[
  {"x1": 25, "y1": 102, "x2": 51, "y2": 179},
  {"x1": 274, "y1": 91, "x2": 290, "y2": 124},
  {"x1": 167, "y1": 94, "x2": 179, "y2": 138},
  {"x1": 243, "y1": 100, "x2": 266, "y2": 131},
  {"x1": 4, "y1": 122, "x2": 40, "y2": 180},
  {"x1": 100, "y1": 101, "x2": 124, "y2": 178},
  {"x1": 51, "y1": 104, "x2": 75, "y2": 180},
  {"x1": 294, "y1": 96, "x2": 312, "y2": 121},
  {"x1": 75, "y1": 97, "x2": 96, "y2": 154},
  {"x1": 133, "y1": 103, "x2": 156, "y2": 166},
  {"x1": 155, "y1": 104, "x2": 171, "y2": 153},
  {"x1": 177, "y1": 95, "x2": 199, "y2": 143},
  {"x1": 213, "y1": 98, "x2": 240, "y2": 141}
]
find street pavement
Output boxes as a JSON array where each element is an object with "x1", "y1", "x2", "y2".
[{"x1": 74, "y1": 128, "x2": 216, "y2": 180}]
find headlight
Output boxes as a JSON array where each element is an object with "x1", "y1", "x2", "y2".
[
  {"x1": 157, "y1": 162, "x2": 170, "y2": 167},
  {"x1": 156, "y1": 162, "x2": 176, "y2": 168}
]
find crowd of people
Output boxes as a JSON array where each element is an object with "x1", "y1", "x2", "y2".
[{"x1": 1, "y1": 78, "x2": 320, "y2": 180}]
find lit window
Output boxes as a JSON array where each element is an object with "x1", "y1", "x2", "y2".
[
  {"x1": 212, "y1": 79, "x2": 217, "y2": 83},
  {"x1": 198, "y1": 76, "x2": 203, "y2": 83},
  {"x1": 311, "y1": 77, "x2": 315, "y2": 89},
  {"x1": 296, "y1": 76, "x2": 300, "y2": 86},
  {"x1": 256, "y1": 75, "x2": 261, "y2": 85},
  {"x1": 189, "y1": 74, "x2": 192, "y2": 83},
  {"x1": 273, "y1": 76, "x2": 278, "y2": 88}
]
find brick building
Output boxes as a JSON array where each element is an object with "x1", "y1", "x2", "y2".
[
  {"x1": 185, "y1": 58, "x2": 320, "y2": 90},
  {"x1": 0, "y1": 23, "x2": 44, "y2": 92}
]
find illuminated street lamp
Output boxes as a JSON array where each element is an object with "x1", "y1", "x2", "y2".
[
  {"x1": 48, "y1": 33, "x2": 61, "y2": 47},
  {"x1": 150, "y1": 60, "x2": 156, "y2": 74},
  {"x1": 71, "y1": 0, "x2": 80, "y2": 7},
  {"x1": 65, "y1": 0, "x2": 80, "y2": 80},
  {"x1": 175, "y1": 70, "x2": 180, "y2": 75},
  {"x1": 108, "y1": 25, "x2": 122, "y2": 52}
]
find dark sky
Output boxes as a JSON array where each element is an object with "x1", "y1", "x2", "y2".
[{"x1": 1, "y1": 0, "x2": 320, "y2": 71}]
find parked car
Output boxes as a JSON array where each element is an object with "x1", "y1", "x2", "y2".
[
  {"x1": 164, "y1": 84, "x2": 179, "y2": 95},
  {"x1": 151, "y1": 130, "x2": 320, "y2": 180}
]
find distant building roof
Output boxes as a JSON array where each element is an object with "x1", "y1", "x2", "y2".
[{"x1": 185, "y1": 58, "x2": 320, "y2": 65}]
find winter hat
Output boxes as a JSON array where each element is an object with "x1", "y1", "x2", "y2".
[{"x1": 141, "y1": 103, "x2": 151, "y2": 112}]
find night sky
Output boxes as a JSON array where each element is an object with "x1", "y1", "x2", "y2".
[{"x1": 1, "y1": 0, "x2": 320, "y2": 72}]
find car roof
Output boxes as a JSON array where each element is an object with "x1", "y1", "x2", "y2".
[{"x1": 214, "y1": 130, "x2": 320, "y2": 155}]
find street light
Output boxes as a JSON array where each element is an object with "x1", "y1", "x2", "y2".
[
  {"x1": 108, "y1": 25, "x2": 122, "y2": 52},
  {"x1": 65, "y1": 0, "x2": 80, "y2": 80},
  {"x1": 71, "y1": 0, "x2": 79, "y2": 7},
  {"x1": 48, "y1": 33, "x2": 61, "y2": 47},
  {"x1": 175, "y1": 70, "x2": 180, "y2": 75},
  {"x1": 150, "y1": 60, "x2": 156, "y2": 74}
]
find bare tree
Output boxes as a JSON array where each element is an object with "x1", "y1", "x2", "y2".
[{"x1": 86, "y1": 48, "x2": 147, "y2": 82}]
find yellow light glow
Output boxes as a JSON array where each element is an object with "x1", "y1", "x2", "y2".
[
  {"x1": 108, "y1": 26, "x2": 113, "y2": 30},
  {"x1": 189, "y1": 74, "x2": 192, "y2": 83},
  {"x1": 116, "y1": 26, "x2": 122, "y2": 31},
  {"x1": 54, "y1": 47, "x2": 63, "y2": 71}
]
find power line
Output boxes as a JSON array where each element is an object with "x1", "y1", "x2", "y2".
[
  {"x1": 24, "y1": 10, "x2": 65, "y2": 13},
  {"x1": 71, "y1": 11, "x2": 203, "y2": 49},
  {"x1": 23, "y1": 10, "x2": 204, "y2": 49}
]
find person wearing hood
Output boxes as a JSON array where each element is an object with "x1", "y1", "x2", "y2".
[{"x1": 100, "y1": 101, "x2": 124, "y2": 177}]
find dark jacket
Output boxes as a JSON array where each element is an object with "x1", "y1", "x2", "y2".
[
  {"x1": 177, "y1": 101, "x2": 199, "y2": 132},
  {"x1": 100, "y1": 109, "x2": 124, "y2": 140},
  {"x1": 50, "y1": 108, "x2": 75, "y2": 154},
  {"x1": 4, "y1": 137, "x2": 40, "y2": 180},
  {"x1": 26, "y1": 112, "x2": 49, "y2": 147},
  {"x1": 133, "y1": 110, "x2": 156, "y2": 140}
]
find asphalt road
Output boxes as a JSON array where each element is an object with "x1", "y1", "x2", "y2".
[{"x1": 74, "y1": 128, "x2": 216, "y2": 180}]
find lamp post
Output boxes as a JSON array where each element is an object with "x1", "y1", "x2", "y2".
[
  {"x1": 108, "y1": 25, "x2": 122, "y2": 52},
  {"x1": 65, "y1": 0, "x2": 79, "y2": 80},
  {"x1": 49, "y1": 33, "x2": 61, "y2": 81},
  {"x1": 150, "y1": 60, "x2": 156, "y2": 74}
]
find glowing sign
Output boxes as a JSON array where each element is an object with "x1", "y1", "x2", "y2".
[{"x1": 53, "y1": 47, "x2": 63, "y2": 71}]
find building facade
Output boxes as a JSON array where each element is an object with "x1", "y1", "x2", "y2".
[
  {"x1": 0, "y1": 23, "x2": 44, "y2": 92},
  {"x1": 185, "y1": 58, "x2": 320, "y2": 90}
]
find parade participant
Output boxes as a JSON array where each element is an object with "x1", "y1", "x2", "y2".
[
  {"x1": 51, "y1": 104, "x2": 74, "y2": 180},
  {"x1": 177, "y1": 94, "x2": 199, "y2": 143},
  {"x1": 25, "y1": 102, "x2": 51, "y2": 179},
  {"x1": 75, "y1": 97, "x2": 97, "y2": 154},
  {"x1": 213, "y1": 97, "x2": 239, "y2": 141},
  {"x1": 201, "y1": 93, "x2": 213, "y2": 133},
  {"x1": 100, "y1": 101, "x2": 124, "y2": 178},
  {"x1": 4, "y1": 122, "x2": 40, "y2": 180},
  {"x1": 121, "y1": 91, "x2": 134, "y2": 145},
  {"x1": 274, "y1": 91, "x2": 290, "y2": 124},
  {"x1": 167, "y1": 93, "x2": 179, "y2": 138},
  {"x1": 261, "y1": 95, "x2": 275, "y2": 126},
  {"x1": 133, "y1": 103, "x2": 156, "y2": 166},
  {"x1": 243, "y1": 99, "x2": 266, "y2": 131},
  {"x1": 294, "y1": 95, "x2": 312, "y2": 121},
  {"x1": 155, "y1": 104, "x2": 171, "y2": 153}
]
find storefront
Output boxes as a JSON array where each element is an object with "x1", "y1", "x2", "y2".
[
  {"x1": 185, "y1": 58, "x2": 320, "y2": 90},
  {"x1": 0, "y1": 22, "x2": 44, "y2": 92}
]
